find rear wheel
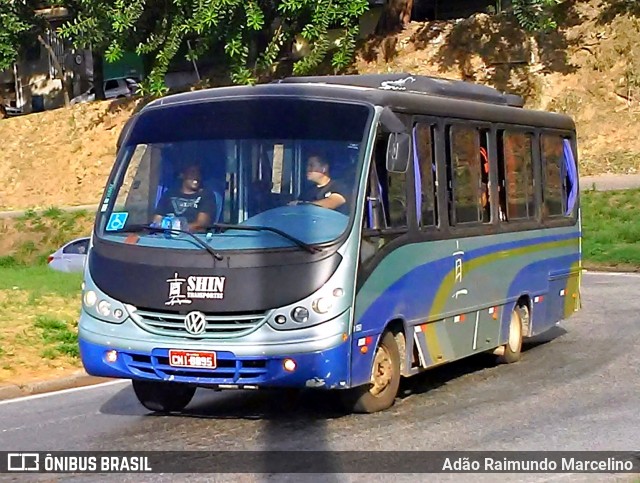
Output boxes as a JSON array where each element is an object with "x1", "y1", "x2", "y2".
[
  {"x1": 132, "y1": 380, "x2": 196, "y2": 412},
  {"x1": 498, "y1": 305, "x2": 525, "y2": 364},
  {"x1": 341, "y1": 331, "x2": 401, "y2": 413}
]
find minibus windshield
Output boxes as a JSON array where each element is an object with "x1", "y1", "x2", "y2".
[{"x1": 98, "y1": 98, "x2": 371, "y2": 251}]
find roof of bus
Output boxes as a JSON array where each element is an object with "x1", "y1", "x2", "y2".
[{"x1": 143, "y1": 74, "x2": 576, "y2": 131}]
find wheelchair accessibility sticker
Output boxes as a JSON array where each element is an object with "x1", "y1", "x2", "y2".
[{"x1": 106, "y1": 212, "x2": 129, "y2": 231}]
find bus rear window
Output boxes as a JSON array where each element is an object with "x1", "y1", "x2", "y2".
[{"x1": 542, "y1": 134, "x2": 577, "y2": 218}]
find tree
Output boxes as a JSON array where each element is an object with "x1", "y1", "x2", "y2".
[
  {"x1": 376, "y1": 0, "x2": 414, "y2": 33},
  {"x1": 1, "y1": 1, "x2": 72, "y2": 106},
  {"x1": 59, "y1": 0, "x2": 369, "y2": 96},
  {"x1": 0, "y1": 0, "x2": 38, "y2": 72},
  {"x1": 374, "y1": 0, "x2": 561, "y2": 35},
  {"x1": 511, "y1": 0, "x2": 561, "y2": 31}
]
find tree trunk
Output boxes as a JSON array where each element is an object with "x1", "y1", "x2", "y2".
[
  {"x1": 93, "y1": 51, "x2": 106, "y2": 100},
  {"x1": 376, "y1": 0, "x2": 414, "y2": 34},
  {"x1": 37, "y1": 34, "x2": 70, "y2": 107}
]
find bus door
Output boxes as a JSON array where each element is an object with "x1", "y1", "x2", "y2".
[{"x1": 442, "y1": 124, "x2": 501, "y2": 358}]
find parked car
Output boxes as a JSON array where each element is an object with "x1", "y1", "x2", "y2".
[
  {"x1": 47, "y1": 237, "x2": 90, "y2": 273},
  {"x1": 70, "y1": 77, "x2": 139, "y2": 105}
]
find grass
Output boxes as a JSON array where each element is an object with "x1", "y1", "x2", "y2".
[
  {"x1": 35, "y1": 315, "x2": 79, "y2": 359},
  {"x1": 0, "y1": 265, "x2": 82, "y2": 298},
  {"x1": 582, "y1": 188, "x2": 640, "y2": 268},
  {"x1": 0, "y1": 265, "x2": 82, "y2": 384}
]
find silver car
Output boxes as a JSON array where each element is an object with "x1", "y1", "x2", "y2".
[
  {"x1": 70, "y1": 77, "x2": 139, "y2": 105},
  {"x1": 47, "y1": 237, "x2": 90, "y2": 273}
]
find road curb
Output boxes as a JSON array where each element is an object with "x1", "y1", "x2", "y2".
[{"x1": 0, "y1": 371, "x2": 112, "y2": 401}]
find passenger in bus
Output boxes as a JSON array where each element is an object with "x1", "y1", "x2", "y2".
[
  {"x1": 153, "y1": 164, "x2": 217, "y2": 232},
  {"x1": 290, "y1": 153, "x2": 349, "y2": 213}
]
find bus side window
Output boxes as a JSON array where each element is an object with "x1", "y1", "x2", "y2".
[
  {"x1": 498, "y1": 130, "x2": 535, "y2": 221},
  {"x1": 447, "y1": 125, "x2": 487, "y2": 225},
  {"x1": 414, "y1": 123, "x2": 438, "y2": 228}
]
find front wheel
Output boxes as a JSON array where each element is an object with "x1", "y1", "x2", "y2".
[
  {"x1": 132, "y1": 380, "x2": 196, "y2": 413},
  {"x1": 340, "y1": 331, "x2": 401, "y2": 413}
]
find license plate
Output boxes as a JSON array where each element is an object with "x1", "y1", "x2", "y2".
[{"x1": 168, "y1": 350, "x2": 216, "y2": 369}]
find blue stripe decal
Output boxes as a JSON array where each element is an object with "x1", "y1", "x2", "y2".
[{"x1": 357, "y1": 231, "x2": 580, "y2": 332}]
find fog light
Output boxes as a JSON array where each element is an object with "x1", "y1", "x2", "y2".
[
  {"x1": 105, "y1": 350, "x2": 118, "y2": 363},
  {"x1": 283, "y1": 358, "x2": 297, "y2": 372},
  {"x1": 97, "y1": 300, "x2": 111, "y2": 317},
  {"x1": 291, "y1": 307, "x2": 309, "y2": 323},
  {"x1": 275, "y1": 315, "x2": 287, "y2": 325},
  {"x1": 84, "y1": 290, "x2": 97, "y2": 307}
]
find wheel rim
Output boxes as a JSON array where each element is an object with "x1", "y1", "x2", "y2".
[
  {"x1": 508, "y1": 310, "x2": 522, "y2": 353},
  {"x1": 370, "y1": 343, "x2": 393, "y2": 396}
]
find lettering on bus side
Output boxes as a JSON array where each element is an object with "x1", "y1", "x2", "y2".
[{"x1": 166, "y1": 272, "x2": 226, "y2": 305}]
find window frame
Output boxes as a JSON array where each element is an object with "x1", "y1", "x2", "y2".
[
  {"x1": 412, "y1": 120, "x2": 440, "y2": 232},
  {"x1": 445, "y1": 121, "x2": 493, "y2": 228},
  {"x1": 539, "y1": 129, "x2": 579, "y2": 227},
  {"x1": 497, "y1": 126, "x2": 538, "y2": 223}
]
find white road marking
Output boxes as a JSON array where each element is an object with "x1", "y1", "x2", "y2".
[
  {"x1": 582, "y1": 271, "x2": 640, "y2": 277},
  {"x1": 0, "y1": 380, "x2": 128, "y2": 406}
]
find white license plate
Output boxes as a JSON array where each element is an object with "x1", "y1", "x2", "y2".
[{"x1": 168, "y1": 349, "x2": 216, "y2": 369}]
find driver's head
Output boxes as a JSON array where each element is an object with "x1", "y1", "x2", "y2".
[
  {"x1": 306, "y1": 154, "x2": 329, "y2": 185},
  {"x1": 181, "y1": 164, "x2": 202, "y2": 193}
]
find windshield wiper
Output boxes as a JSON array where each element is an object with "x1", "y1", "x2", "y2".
[
  {"x1": 210, "y1": 223, "x2": 321, "y2": 254},
  {"x1": 115, "y1": 224, "x2": 224, "y2": 261}
]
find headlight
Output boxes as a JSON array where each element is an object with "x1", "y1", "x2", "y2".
[
  {"x1": 312, "y1": 297, "x2": 333, "y2": 314},
  {"x1": 97, "y1": 300, "x2": 111, "y2": 317},
  {"x1": 84, "y1": 290, "x2": 97, "y2": 307},
  {"x1": 291, "y1": 306, "x2": 309, "y2": 323}
]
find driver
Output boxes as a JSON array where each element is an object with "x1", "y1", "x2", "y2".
[
  {"x1": 153, "y1": 164, "x2": 216, "y2": 232},
  {"x1": 292, "y1": 153, "x2": 348, "y2": 213}
]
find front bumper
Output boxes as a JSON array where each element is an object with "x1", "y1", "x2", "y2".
[
  {"x1": 79, "y1": 339, "x2": 351, "y2": 389},
  {"x1": 78, "y1": 309, "x2": 353, "y2": 389}
]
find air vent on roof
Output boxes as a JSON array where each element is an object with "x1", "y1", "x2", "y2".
[{"x1": 277, "y1": 74, "x2": 525, "y2": 108}]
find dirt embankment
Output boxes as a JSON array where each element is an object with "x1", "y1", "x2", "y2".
[
  {"x1": 2, "y1": 0, "x2": 640, "y2": 213},
  {"x1": 0, "y1": 100, "x2": 137, "y2": 211}
]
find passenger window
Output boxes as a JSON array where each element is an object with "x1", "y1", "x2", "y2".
[
  {"x1": 499, "y1": 131, "x2": 535, "y2": 220},
  {"x1": 414, "y1": 123, "x2": 438, "y2": 228},
  {"x1": 447, "y1": 126, "x2": 488, "y2": 225}
]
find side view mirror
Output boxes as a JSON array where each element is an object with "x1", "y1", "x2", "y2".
[{"x1": 386, "y1": 132, "x2": 411, "y2": 173}]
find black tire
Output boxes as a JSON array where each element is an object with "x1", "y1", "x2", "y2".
[
  {"x1": 499, "y1": 305, "x2": 525, "y2": 364},
  {"x1": 340, "y1": 331, "x2": 401, "y2": 413},
  {"x1": 132, "y1": 380, "x2": 196, "y2": 413}
]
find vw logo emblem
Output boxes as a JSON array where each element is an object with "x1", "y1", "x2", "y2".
[{"x1": 184, "y1": 311, "x2": 207, "y2": 335}]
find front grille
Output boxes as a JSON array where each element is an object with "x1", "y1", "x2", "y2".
[
  {"x1": 123, "y1": 350, "x2": 270, "y2": 384},
  {"x1": 130, "y1": 309, "x2": 268, "y2": 338}
]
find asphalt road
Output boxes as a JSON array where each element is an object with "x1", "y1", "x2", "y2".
[{"x1": 0, "y1": 271, "x2": 638, "y2": 482}]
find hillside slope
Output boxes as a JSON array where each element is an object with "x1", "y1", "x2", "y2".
[{"x1": 1, "y1": 0, "x2": 639, "y2": 211}]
